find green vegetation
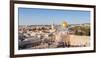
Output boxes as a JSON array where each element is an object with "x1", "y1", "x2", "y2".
[{"x1": 69, "y1": 25, "x2": 90, "y2": 36}]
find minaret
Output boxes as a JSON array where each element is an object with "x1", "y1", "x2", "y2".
[
  {"x1": 51, "y1": 23, "x2": 54, "y2": 30},
  {"x1": 50, "y1": 22, "x2": 56, "y2": 32}
]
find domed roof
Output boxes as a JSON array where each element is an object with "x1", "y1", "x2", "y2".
[{"x1": 61, "y1": 21, "x2": 68, "y2": 28}]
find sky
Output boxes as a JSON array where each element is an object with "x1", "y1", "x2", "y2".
[{"x1": 18, "y1": 7, "x2": 90, "y2": 25}]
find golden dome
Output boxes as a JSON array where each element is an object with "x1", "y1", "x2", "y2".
[{"x1": 61, "y1": 21, "x2": 68, "y2": 28}]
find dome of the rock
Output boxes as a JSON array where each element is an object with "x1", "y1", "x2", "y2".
[{"x1": 61, "y1": 21, "x2": 68, "y2": 28}]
